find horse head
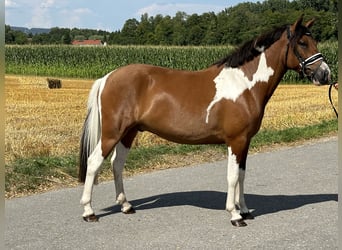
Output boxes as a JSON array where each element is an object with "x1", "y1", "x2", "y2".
[{"x1": 285, "y1": 15, "x2": 331, "y2": 85}]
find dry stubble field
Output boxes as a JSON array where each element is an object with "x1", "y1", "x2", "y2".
[{"x1": 5, "y1": 75, "x2": 338, "y2": 164}]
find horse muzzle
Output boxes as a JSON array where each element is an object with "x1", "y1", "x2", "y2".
[{"x1": 311, "y1": 61, "x2": 331, "y2": 85}]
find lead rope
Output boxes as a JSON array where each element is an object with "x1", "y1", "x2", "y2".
[{"x1": 328, "y1": 83, "x2": 338, "y2": 118}]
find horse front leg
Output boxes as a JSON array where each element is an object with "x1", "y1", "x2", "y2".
[
  {"x1": 111, "y1": 141, "x2": 135, "y2": 214},
  {"x1": 235, "y1": 169, "x2": 254, "y2": 220},
  {"x1": 226, "y1": 147, "x2": 246, "y2": 226},
  {"x1": 226, "y1": 141, "x2": 253, "y2": 226}
]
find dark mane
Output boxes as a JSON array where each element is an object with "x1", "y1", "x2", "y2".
[{"x1": 214, "y1": 25, "x2": 288, "y2": 68}]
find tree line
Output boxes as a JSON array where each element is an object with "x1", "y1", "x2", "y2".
[{"x1": 5, "y1": 0, "x2": 337, "y2": 46}]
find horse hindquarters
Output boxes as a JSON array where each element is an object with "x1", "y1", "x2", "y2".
[{"x1": 79, "y1": 73, "x2": 121, "y2": 221}]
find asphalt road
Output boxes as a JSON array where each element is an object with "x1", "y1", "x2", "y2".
[{"x1": 5, "y1": 137, "x2": 337, "y2": 249}]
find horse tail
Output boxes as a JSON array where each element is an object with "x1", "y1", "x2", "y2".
[{"x1": 78, "y1": 78, "x2": 103, "y2": 183}]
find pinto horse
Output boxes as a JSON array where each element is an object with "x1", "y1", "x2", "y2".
[{"x1": 79, "y1": 16, "x2": 331, "y2": 227}]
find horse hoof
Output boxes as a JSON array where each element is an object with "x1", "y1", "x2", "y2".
[
  {"x1": 241, "y1": 212, "x2": 254, "y2": 220},
  {"x1": 83, "y1": 214, "x2": 99, "y2": 222},
  {"x1": 231, "y1": 218, "x2": 247, "y2": 227},
  {"x1": 123, "y1": 207, "x2": 136, "y2": 214}
]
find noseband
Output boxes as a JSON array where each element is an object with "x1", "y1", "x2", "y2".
[
  {"x1": 294, "y1": 51, "x2": 324, "y2": 81},
  {"x1": 285, "y1": 26, "x2": 324, "y2": 81}
]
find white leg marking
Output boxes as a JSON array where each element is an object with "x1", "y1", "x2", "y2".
[
  {"x1": 226, "y1": 147, "x2": 242, "y2": 221},
  {"x1": 206, "y1": 52, "x2": 274, "y2": 123},
  {"x1": 111, "y1": 142, "x2": 133, "y2": 213},
  {"x1": 235, "y1": 169, "x2": 249, "y2": 214},
  {"x1": 80, "y1": 142, "x2": 104, "y2": 217}
]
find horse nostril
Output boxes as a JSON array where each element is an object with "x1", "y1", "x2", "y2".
[{"x1": 324, "y1": 70, "x2": 330, "y2": 82}]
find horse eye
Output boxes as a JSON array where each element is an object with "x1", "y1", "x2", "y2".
[{"x1": 298, "y1": 40, "x2": 307, "y2": 48}]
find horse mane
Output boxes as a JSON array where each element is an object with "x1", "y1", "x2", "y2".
[{"x1": 214, "y1": 24, "x2": 289, "y2": 68}]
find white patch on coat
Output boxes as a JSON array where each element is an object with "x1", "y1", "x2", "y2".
[{"x1": 205, "y1": 53, "x2": 274, "y2": 123}]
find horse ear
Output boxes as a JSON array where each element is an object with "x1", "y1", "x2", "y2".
[
  {"x1": 305, "y1": 19, "x2": 315, "y2": 29},
  {"x1": 292, "y1": 15, "x2": 304, "y2": 31}
]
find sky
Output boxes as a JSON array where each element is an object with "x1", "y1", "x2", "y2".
[{"x1": 5, "y1": 0, "x2": 260, "y2": 31}]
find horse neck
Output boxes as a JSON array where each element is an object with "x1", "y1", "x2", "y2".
[
  {"x1": 268, "y1": 40, "x2": 289, "y2": 91},
  {"x1": 246, "y1": 39, "x2": 289, "y2": 107}
]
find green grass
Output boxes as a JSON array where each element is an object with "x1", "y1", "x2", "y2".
[
  {"x1": 5, "y1": 119, "x2": 337, "y2": 196},
  {"x1": 251, "y1": 119, "x2": 337, "y2": 148},
  {"x1": 5, "y1": 155, "x2": 77, "y2": 194}
]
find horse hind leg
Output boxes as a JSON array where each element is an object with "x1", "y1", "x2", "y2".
[
  {"x1": 80, "y1": 141, "x2": 105, "y2": 222},
  {"x1": 81, "y1": 134, "x2": 120, "y2": 222},
  {"x1": 111, "y1": 142, "x2": 134, "y2": 214},
  {"x1": 111, "y1": 130, "x2": 137, "y2": 214}
]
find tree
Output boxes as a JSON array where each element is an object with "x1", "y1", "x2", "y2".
[
  {"x1": 201, "y1": 12, "x2": 219, "y2": 45},
  {"x1": 73, "y1": 35, "x2": 86, "y2": 41},
  {"x1": 171, "y1": 12, "x2": 187, "y2": 45},
  {"x1": 148, "y1": 14, "x2": 164, "y2": 45},
  {"x1": 5, "y1": 25, "x2": 28, "y2": 44},
  {"x1": 5, "y1": 25, "x2": 15, "y2": 44},
  {"x1": 107, "y1": 31, "x2": 122, "y2": 44},
  {"x1": 185, "y1": 14, "x2": 205, "y2": 45},
  {"x1": 121, "y1": 18, "x2": 139, "y2": 44},
  {"x1": 61, "y1": 31, "x2": 71, "y2": 44},
  {"x1": 136, "y1": 13, "x2": 154, "y2": 44},
  {"x1": 155, "y1": 15, "x2": 174, "y2": 45},
  {"x1": 88, "y1": 35, "x2": 104, "y2": 41},
  {"x1": 31, "y1": 33, "x2": 49, "y2": 44}
]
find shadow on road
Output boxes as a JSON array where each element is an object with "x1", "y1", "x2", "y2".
[{"x1": 98, "y1": 191, "x2": 337, "y2": 219}]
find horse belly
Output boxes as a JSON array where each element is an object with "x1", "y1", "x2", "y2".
[
  {"x1": 141, "y1": 123, "x2": 223, "y2": 144},
  {"x1": 138, "y1": 98, "x2": 223, "y2": 144}
]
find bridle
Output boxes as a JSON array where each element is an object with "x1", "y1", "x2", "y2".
[
  {"x1": 285, "y1": 26, "x2": 324, "y2": 81},
  {"x1": 284, "y1": 26, "x2": 338, "y2": 118}
]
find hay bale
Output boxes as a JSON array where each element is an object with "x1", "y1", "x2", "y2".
[{"x1": 47, "y1": 78, "x2": 62, "y2": 89}]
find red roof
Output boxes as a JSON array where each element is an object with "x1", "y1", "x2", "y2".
[{"x1": 71, "y1": 39, "x2": 103, "y2": 46}]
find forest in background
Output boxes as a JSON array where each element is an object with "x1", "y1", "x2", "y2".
[{"x1": 5, "y1": 0, "x2": 338, "y2": 46}]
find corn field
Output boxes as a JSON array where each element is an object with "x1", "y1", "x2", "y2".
[{"x1": 5, "y1": 42, "x2": 338, "y2": 83}]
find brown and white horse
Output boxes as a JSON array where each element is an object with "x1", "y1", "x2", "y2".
[{"x1": 79, "y1": 16, "x2": 331, "y2": 227}]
